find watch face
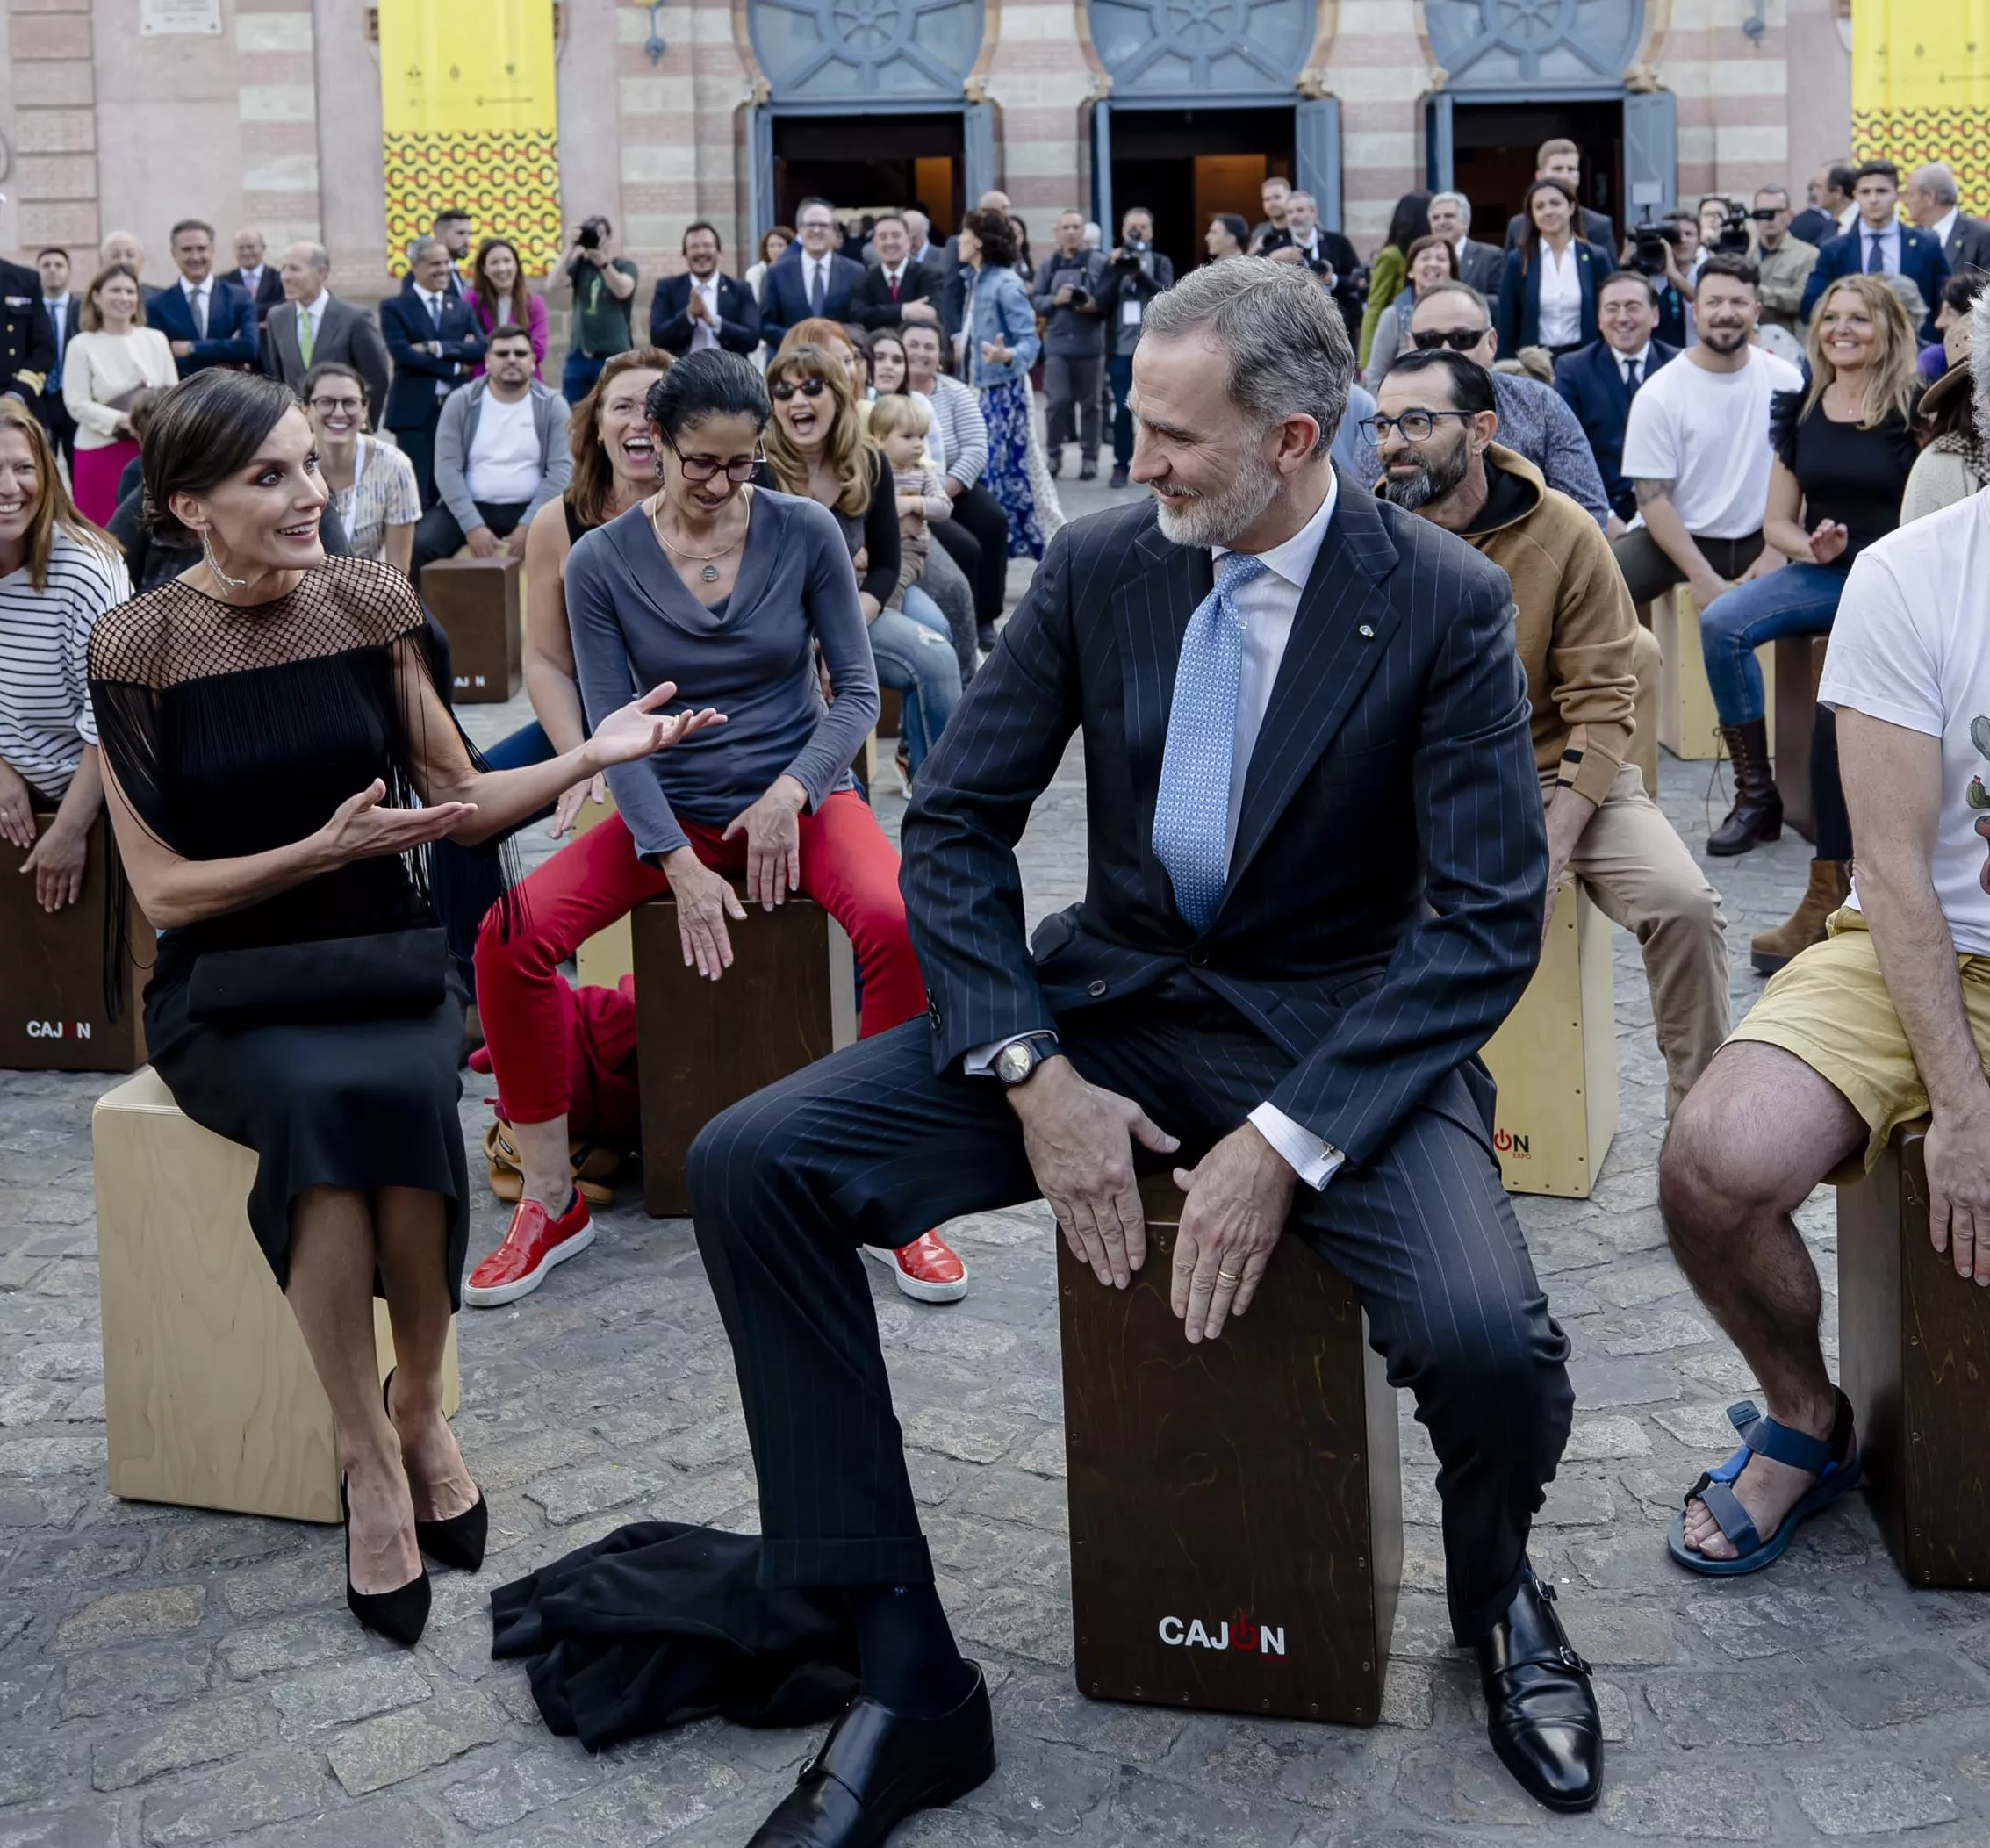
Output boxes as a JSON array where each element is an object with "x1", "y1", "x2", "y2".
[{"x1": 996, "y1": 1041, "x2": 1033, "y2": 1084}]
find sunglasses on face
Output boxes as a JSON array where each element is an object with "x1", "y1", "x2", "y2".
[
  {"x1": 770, "y1": 377, "x2": 830, "y2": 401},
  {"x1": 669, "y1": 442, "x2": 762, "y2": 484},
  {"x1": 1410, "y1": 327, "x2": 1491, "y2": 353}
]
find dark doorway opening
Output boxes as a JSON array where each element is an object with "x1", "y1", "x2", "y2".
[
  {"x1": 772, "y1": 113, "x2": 966, "y2": 237},
  {"x1": 1450, "y1": 100, "x2": 1624, "y2": 248},
  {"x1": 1110, "y1": 105, "x2": 1295, "y2": 280}
]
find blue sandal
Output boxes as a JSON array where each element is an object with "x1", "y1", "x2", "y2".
[{"x1": 1666, "y1": 1390, "x2": 1861, "y2": 1577}]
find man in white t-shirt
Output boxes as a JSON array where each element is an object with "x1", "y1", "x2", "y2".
[
  {"x1": 1656, "y1": 297, "x2": 1990, "y2": 1578},
  {"x1": 413, "y1": 326, "x2": 571, "y2": 574},
  {"x1": 1609, "y1": 254, "x2": 1804, "y2": 608}
]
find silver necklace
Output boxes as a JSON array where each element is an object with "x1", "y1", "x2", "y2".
[{"x1": 650, "y1": 500, "x2": 742, "y2": 583}]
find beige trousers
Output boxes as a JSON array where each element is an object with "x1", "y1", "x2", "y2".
[{"x1": 1553, "y1": 760, "x2": 1730, "y2": 1116}]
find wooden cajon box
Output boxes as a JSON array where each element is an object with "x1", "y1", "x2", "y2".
[
  {"x1": 1773, "y1": 633, "x2": 1830, "y2": 845},
  {"x1": 631, "y1": 893, "x2": 858, "y2": 1216},
  {"x1": 0, "y1": 813, "x2": 148, "y2": 1074},
  {"x1": 571, "y1": 789, "x2": 635, "y2": 990},
  {"x1": 1059, "y1": 1176, "x2": 1400, "y2": 1725},
  {"x1": 1655, "y1": 586, "x2": 1776, "y2": 762},
  {"x1": 92, "y1": 1068, "x2": 459, "y2": 1525},
  {"x1": 1631, "y1": 622, "x2": 1661, "y2": 800},
  {"x1": 420, "y1": 556, "x2": 522, "y2": 702},
  {"x1": 1838, "y1": 1121, "x2": 1990, "y2": 1587},
  {"x1": 876, "y1": 688, "x2": 902, "y2": 740},
  {"x1": 1481, "y1": 878, "x2": 1618, "y2": 1199}
]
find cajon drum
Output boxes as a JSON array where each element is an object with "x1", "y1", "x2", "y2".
[
  {"x1": 1655, "y1": 586, "x2": 1776, "y2": 762},
  {"x1": 571, "y1": 789, "x2": 635, "y2": 991},
  {"x1": 420, "y1": 556, "x2": 522, "y2": 702},
  {"x1": 1630, "y1": 622, "x2": 1661, "y2": 800},
  {"x1": 1480, "y1": 878, "x2": 1617, "y2": 1198},
  {"x1": 0, "y1": 812, "x2": 149, "y2": 1073},
  {"x1": 1059, "y1": 1176, "x2": 1400, "y2": 1725},
  {"x1": 1773, "y1": 634, "x2": 1830, "y2": 845},
  {"x1": 1838, "y1": 1121, "x2": 1990, "y2": 1587},
  {"x1": 631, "y1": 892, "x2": 858, "y2": 1216},
  {"x1": 877, "y1": 688, "x2": 902, "y2": 740},
  {"x1": 92, "y1": 1068, "x2": 460, "y2": 1525}
]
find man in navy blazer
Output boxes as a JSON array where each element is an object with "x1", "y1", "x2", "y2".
[
  {"x1": 380, "y1": 238, "x2": 487, "y2": 508},
  {"x1": 759, "y1": 197, "x2": 865, "y2": 349},
  {"x1": 649, "y1": 222, "x2": 760, "y2": 357},
  {"x1": 1799, "y1": 159, "x2": 1949, "y2": 341},
  {"x1": 146, "y1": 220, "x2": 259, "y2": 376},
  {"x1": 1554, "y1": 271, "x2": 1680, "y2": 524},
  {"x1": 686, "y1": 259, "x2": 1601, "y2": 1844},
  {"x1": 220, "y1": 228, "x2": 285, "y2": 327}
]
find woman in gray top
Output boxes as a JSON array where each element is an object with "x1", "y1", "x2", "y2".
[{"x1": 468, "y1": 351, "x2": 933, "y2": 1306}]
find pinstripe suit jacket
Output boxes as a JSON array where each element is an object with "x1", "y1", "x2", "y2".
[{"x1": 898, "y1": 480, "x2": 1549, "y2": 1168}]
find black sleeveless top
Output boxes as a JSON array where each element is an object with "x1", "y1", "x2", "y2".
[{"x1": 565, "y1": 500, "x2": 598, "y2": 548}]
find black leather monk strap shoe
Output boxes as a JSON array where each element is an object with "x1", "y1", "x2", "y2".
[{"x1": 1476, "y1": 1566, "x2": 1603, "y2": 1812}]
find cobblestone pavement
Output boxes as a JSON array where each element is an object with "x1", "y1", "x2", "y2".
[{"x1": 7, "y1": 475, "x2": 1990, "y2": 1845}]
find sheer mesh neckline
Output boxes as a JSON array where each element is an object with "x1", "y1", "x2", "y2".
[{"x1": 88, "y1": 554, "x2": 426, "y2": 693}]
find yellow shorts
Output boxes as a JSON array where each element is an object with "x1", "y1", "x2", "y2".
[{"x1": 1728, "y1": 908, "x2": 1990, "y2": 1178}]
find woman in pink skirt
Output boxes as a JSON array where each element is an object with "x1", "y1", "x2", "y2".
[{"x1": 62, "y1": 263, "x2": 176, "y2": 526}]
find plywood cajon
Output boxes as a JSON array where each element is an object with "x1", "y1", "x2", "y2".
[
  {"x1": 1773, "y1": 633, "x2": 1830, "y2": 845},
  {"x1": 92, "y1": 1068, "x2": 460, "y2": 1526},
  {"x1": 631, "y1": 892, "x2": 858, "y2": 1216},
  {"x1": 1059, "y1": 1176, "x2": 1400, "y2": 1726},
  {"x1": 420, "y1": 555, "x2": 523, "y2": 703},
  {"x1": 1838, "y1": 1121, "x2": 1990, "y2": 1588},
  {"x1": 0, "y1": 812, "x2": 149, "y2": 1074},
  {"x1": 1630, "y1": 620, "x2": 1661, "y2": 800},
  {"x1": 1655, "y1": 586, "x2": 1776, "y2": 762},
  {"x1": 1480, "y1": 878, "x2": 1618, "y2": 1199}
]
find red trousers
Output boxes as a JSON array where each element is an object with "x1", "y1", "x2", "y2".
[
  {"x1": 469, "y1": 974, "x2": 641, "y2": 1147},
  {"x1": 475, "y1": 789, "x2": 923, "y2": 1126}
]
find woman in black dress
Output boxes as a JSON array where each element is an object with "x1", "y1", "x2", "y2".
[{"x1": 88, "y1": 370, "x2": 718, "y2": 1644}]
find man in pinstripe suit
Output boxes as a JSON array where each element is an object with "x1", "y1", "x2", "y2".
[{"x1": 691, "y1": 262, "x2": 1602, "y2": 1844}]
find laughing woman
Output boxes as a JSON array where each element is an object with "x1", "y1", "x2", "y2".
[{"x1": 88, "y1": 370, "x2": 715, "y2": 1648}]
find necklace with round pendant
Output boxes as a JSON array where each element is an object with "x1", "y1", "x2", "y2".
[
  {"x1": 650, "y1": 497, "x2": 742, "y2": 586},
  {"x1": 700, "y1": 563, "x2": 720, "y2": 582}
]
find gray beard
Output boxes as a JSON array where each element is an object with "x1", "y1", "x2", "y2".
[{"x1": 1153, "y1": 447, "x2": 1284, "y2": 550}]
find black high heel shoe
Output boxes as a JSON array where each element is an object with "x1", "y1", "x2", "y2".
[
  {"x1": 341, "y1": 1476, "x2": 430, "y2": 1646},
  {"x1": 384, "y1": 1370, "x2": 489, "y2": 1573}
]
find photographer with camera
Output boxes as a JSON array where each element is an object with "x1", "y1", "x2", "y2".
[
  {"x1": 560, "y1": 216, "x2": 639, "y2": 407},
  {"x1": 1749, "y1": 187, "x2": 1819, "y2": 336},
  {"x1": 1031, "y1": 210, "x2": 1108, "y2": 482},
  {"x1": 1094, "y1": 205, "x2": 1175, "y2": 490},
  {"x1": 1624, "y1": 212, "x2": 1695, "y2": 348}
]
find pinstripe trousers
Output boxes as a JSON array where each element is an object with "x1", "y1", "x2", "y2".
[{"x1": 688, "y1": 980, "x2": 1573, "y2": 1645}]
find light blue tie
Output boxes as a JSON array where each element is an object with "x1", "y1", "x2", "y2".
[{"x1": 1152, "y1": 550, "x2": 1268, "y2": 931}]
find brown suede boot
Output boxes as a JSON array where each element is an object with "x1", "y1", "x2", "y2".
[
  {"x1": 1707, "y1": 720, "x2": 1782, "y2": 856},
  {"x1": 1750, "y1": 860, "x2": 1851, "y2": 974}
]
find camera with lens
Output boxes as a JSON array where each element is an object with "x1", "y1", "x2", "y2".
[
  {"x1": 1114, "y1": 237, "x2": 1151, "y2": 266},
  {"x1": 1632, "y1": 216, "x2": 1673, "y2": 278},
  {"x1": 576, "y1": 216, "x2": 609, "y2": 251},
  {"x1": 1714, "y1": 201, "x2": 1753, "y2": 256}
]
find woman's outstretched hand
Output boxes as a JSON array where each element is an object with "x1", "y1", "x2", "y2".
[
  {"x1": 586, "y1": 682, "x2": 726, "y2": 771},
  {"x1": 315, "y1": 780, "x2": 476, "y2": 867}
]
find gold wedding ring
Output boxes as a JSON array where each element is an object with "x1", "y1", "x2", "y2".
[{"x1": 1217, "y1": 1269, "x2": 1241, "y2": 1285}]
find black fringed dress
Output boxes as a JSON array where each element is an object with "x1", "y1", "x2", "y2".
[{"x1": 88, "y1": 555, "x2": 471, "y2": 1302}]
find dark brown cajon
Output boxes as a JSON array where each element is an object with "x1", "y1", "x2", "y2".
[
  {"x1": 0, "y1": 812, "x2": 148, "y2": 1073},
  {"x1": 1059, "y1": 1175, "x2": 1400, "y2": 1724},
  {"x1": 1838, "y1": 1121, "x2": 1990, "y2": 1587},
  {"x1": 630, "y1": 894, "x2": 858, "y2": 1216},
  {"x1": 420, "y1": 556, "x2": 522, "y2": 702},
  {"x1": 876, "y1": 688, "x2": 902, "y2": 740},
  {"x1": 1773, "y1": 634, "x2": 1828, "y2": 845}
]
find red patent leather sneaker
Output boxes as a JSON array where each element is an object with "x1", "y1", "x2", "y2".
[
  {"x1": 864, "y1": 1231, "x2": 970, "y2": 1304},
  {"x1": 463, "y1": 1190, "x2": 594, "y2": 1308}
]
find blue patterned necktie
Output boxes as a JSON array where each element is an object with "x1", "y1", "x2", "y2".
[
  {"x1": 1152, "y1": 551, "x2": 1269, "y2": 931},
  {"x1": 1865, "y1": 232, "x2": 1885, "y2": 274}
]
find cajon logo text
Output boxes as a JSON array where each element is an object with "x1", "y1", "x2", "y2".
[
  {"x1": 1157, "y1": 1614, "x2": 1286, "y2": 1656},
  {"x1": 25, "y1": 1019, "x2": 91, "y2": 1040},
  {"x1": 1493, "y1": 1127, "x2": 1530, "y2": 1158}
]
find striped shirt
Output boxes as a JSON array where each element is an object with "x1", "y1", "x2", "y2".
[{"x1": 0, "y1": 530, "x2": 131, "y2": 800}]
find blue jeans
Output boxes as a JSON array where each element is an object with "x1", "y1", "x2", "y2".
[
  {"x1": 562, "y1": 350, "x2": 608, "y2": 407},
  {"x1": 1699, "y1": 561, "x2": 1849, "y2": 726},
  {"x1": 872, "y1": 591, "x2": 962, "y2": 773},
  {"x1": 431, "y1": 719, "x2": 557, "y2": 996}
]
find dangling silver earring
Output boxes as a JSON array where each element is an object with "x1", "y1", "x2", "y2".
[{"x1": 200, "y1": 526, "x2": 247, "y2": 592}]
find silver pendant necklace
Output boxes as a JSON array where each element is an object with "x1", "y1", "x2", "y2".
[{"x1": 650, "y1": 500, "x2": 741, "y2": 584}]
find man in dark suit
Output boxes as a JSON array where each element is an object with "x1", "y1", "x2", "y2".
[
  {"x1": 1503, "y1": 139, "x2": 1614, "y2": 250},
  {"x1": 0, "y1": 253, "x2": 55, "y2": 410},
  {"x1": 903, "y1": 209, "x2": 958, "y2": 334},
  {"x1": 1554, "y1": 271, "x2": 1679, "y2": 526},
  {"x1": 1800, "y1": 159, "x2": 1950, "y2": 341},
  {"x1": 380, "y1": 237, "x2": 487, "y2": 508},
  {"x1": 848, "y1": 212, "x2": 941, "y2": 332},
  {"x1": 649, "y1": 221, "x2": 760, "y2": 357},
  {"x1": 221, "y1": 227, "x2": 285, "y2": 327},
  {"x1": 760, "y1": 197, "x2": 866, "y2": 349},
  {"x1": 686, "y1": 258, "x2": 1600, "y2": 1845},
  {"x1": 1258, "y1": 191, "x2": 1362, "y2": 345},
  {"x1": 261, "y1": 241, "x2": 392, "y2": 432},
  {"x1": 1906, "y1": 161, "x2": 1990, "y2": 280},
  {"x1": 145, "y1": 219, "x2": 259, "y2": 376},
  {"x1": 1788, "y1": 160, "x2": 1857, "y2": 248},
  {"x1": 32, "y1": 248, "x2": 78, "y2": 464},
  {"x1": 1430, "y1": 190, "x2": 1505, "y2": 296}
]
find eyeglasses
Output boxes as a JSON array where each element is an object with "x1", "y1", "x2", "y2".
[
  {"x1": 308, "y1": 396, "x2": 364, "y2": 415},
  {"x1": 1409, "y1": 327, "x2": 1491, "y2": 353},
  {"x1": 1356, "y1": 410, "x2": 1476, "y2": 444},
  {"x1": 769, "y1": 378, "x2": 830, "y2": 402},
  {"x1": 668, "y1": 442, "x2": 761, "y2": 484}
]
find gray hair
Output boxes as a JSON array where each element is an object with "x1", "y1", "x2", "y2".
[
  {"x1": 1139, "y1": 256, "x2": 1353, "y2": 457},
  {"x1": 1911, "y1": 162, "x2": 1961, "y2": 207},
  {"x1": 1431, "y1": 190, "x2": 1471, "y2": 227},
  {"x1": 408, "y1": 235, "x2": 446, "y2": 265},
  {"x1": 1973, "y1": 289, "x2": 1990, "y2": 435}
]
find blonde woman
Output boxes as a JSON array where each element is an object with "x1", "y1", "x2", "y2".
[{"x1": 62, "y1": 262, "x2": 176, "y2": 524}]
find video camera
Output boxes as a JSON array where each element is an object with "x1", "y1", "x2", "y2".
[
  {"x1": 1713, "y1": 201, "x2": 1753, "y2": 256},
  {"x1": 1631, "y1": 212, "x2": 1674, "y2": 278}
]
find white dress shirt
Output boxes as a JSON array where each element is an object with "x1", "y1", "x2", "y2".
[
  {"x1": 803, "y1": 253, "x2": 833, "y2": 312},
  {"x1": 1932, "y1": 207, "x2": 1960, "y2": 254},
  {"x1": 180, "y1": 276, "x2": 212, "y2": 338},
  {"x1": 240, "y1": 263, "x2": 266, "y2": 298},
  {"x1": 1857, "y1": 219, "x2": 1902, "y2": 275},
  {"x1": 1613, "y1": 341, "x2": 1651, "y2": 388},
  {"x1": 1534, "y1": 242, "x2": 1583, "y2": 348},
  {"x1": 688, "y1": 275, "x2": 721, "y2": 350},
  {"x1": 416, "y1": 288, "x2": 451, "y2": 394},
  {"x1": 969, "y1": 472, "x2": 1347, "y2": 1190},
  {"x1": 297, "y1": 289, "x2": 328, "y2": 354}
]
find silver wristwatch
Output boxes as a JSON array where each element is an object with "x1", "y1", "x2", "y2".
[{"x1": 993, "y1": 1033, "x2": 1060, "y2": 1086}]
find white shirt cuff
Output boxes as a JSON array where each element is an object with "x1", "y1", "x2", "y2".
[
  {"x1": 1248, "y1": 1103, "x2": 1344, "y2": 1191},
  {"x1": 964, "y1": 1032, "x2": 1052, "y2": 1076}
]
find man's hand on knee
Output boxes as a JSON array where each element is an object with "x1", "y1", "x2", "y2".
[
  {"x1": 1924, "y1": 1106, "x2": 1990, "y2": 1285},
  {"x1": 1173, "y1": 1125, "x2": 1297, "y2": 1345},
  {"x1": 1008, "y1": 1057, "x2": 1177, "y2": 1290}
]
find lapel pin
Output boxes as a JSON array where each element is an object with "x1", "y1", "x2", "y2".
[{"x1": 1358, "y1": 623, "x2": 1375, "y2": 638}]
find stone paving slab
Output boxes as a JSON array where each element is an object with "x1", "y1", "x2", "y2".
[{"x1": 8, "y1": 479, "x2": 1990, "y2": 1843}]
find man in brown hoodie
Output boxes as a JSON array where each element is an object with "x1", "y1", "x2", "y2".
[{"x1": 1371, "y1": 349, "x2": 1729, "y2": 1112}]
